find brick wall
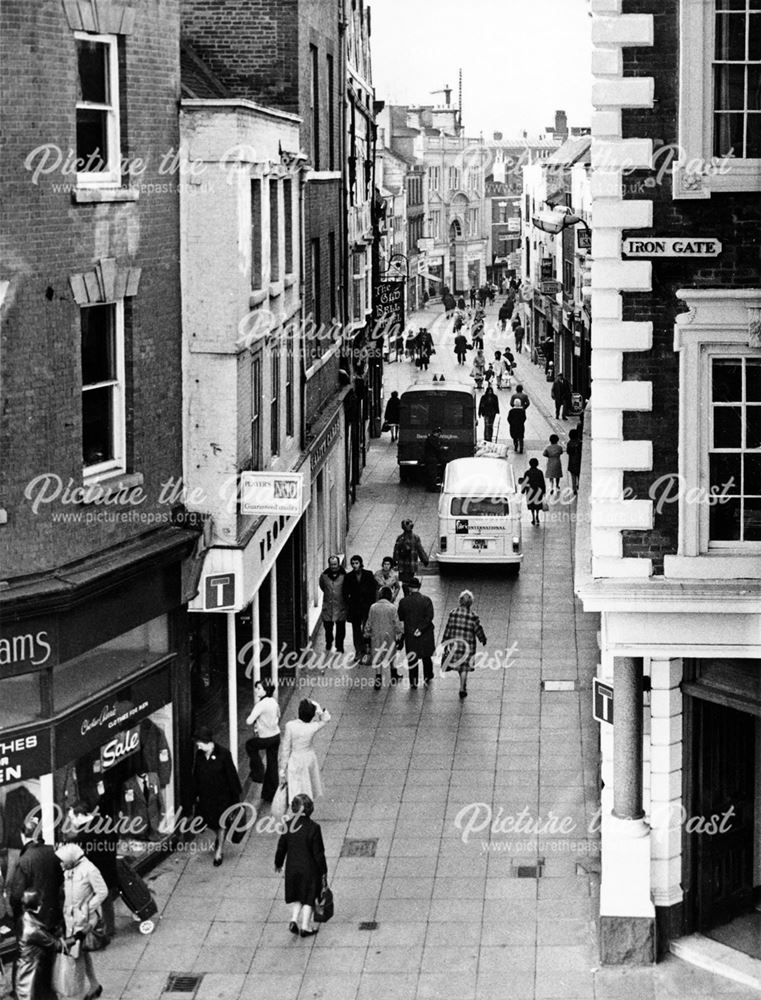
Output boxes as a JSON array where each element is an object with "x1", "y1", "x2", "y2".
[
  {"x1": 618, "y1": 0, "x2": 761, "y2": 572},
  {"x1": 0, "y1": 0, "x2": 183, "y2": 578}
]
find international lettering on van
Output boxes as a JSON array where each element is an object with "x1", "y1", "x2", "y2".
[{"x1": 0, "y1": 630, "x2": 52, "y2": 668}]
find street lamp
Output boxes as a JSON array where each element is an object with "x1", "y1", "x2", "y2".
[{"x1": 532, "y1": 205, "x2": 590, "y2": 236}]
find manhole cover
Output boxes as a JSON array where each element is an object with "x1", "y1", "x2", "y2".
[
  {"x1": 541, "y1": 679, "x2": 577, "y2": 691},
  {"x1": 512, "y1": 858, "x2": 544, "y2": 878},
  {"x1": 359, "y1": 921, "x2": 378, "y2": 930},
  {"x1": 164, "y1": 973, "x2": 203, "y2": 996},
  {"x1": 341, "y1": 838, "x2": 378, "y2": 857}
]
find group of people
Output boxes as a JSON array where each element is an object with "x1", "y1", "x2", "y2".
[{"x1": 518, "y1": 427, "x2": 583, "y2": 524}]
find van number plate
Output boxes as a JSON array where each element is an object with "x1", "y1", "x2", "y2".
[{"x1": 470, "y1": 539, "x2": 489, "y2": 550}]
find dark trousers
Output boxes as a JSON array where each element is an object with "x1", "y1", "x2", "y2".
[
  {"x1": 408, "y1": 654, "x2": 434, "y2": 686},
  {"x1": 245, "y1": 734, "x2": 281, "y2": 801},
  {"x1": 350, "y1": 615, "x2": 368, "y2": 655},
  {"x1": 323, "y1": 619, "x2": 346, "y2": 652},
  {"x1": 483, "y1": 417, "x2": 495, "y2": 441},
  {"x1": 554, "y1": 401, "x2": 567, "y2": 419}
]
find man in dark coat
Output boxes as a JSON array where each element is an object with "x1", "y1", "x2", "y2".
[
  {"x1": 423, "y1": 428, "x2": 445, "y2": 492},
  {"x1": 478, "y1": 386, "x2": 500, "y2": 442},
  {"x1": 8, "y1": 818, "x2": 63, "y2": 933},
  {"x1": 192, "y1": 727, "x2": 242, "y2": 866},
  {"x1": 397, "y1": 578, "x2": 436, "y2": 688},
  {"x1": 342, "y1": 554, "x2": 378, "y2": 661},
  {"x1": 551, "y1": 373, "x2": 572, "y2": 420},
  {"x1": 454, "y1": 332, "x2": 468, "y2": 365}
]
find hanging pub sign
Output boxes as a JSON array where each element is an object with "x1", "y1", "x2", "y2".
[
  {"x1": 577, "y1": 229, "x2": 592, "y2": 251},
  {"x1": 0, "y1": 729, "x2": 51, "y2": 784},
  {"x1": 622, "y1": 237, "x2": 722, "y2": 258},
  {"x1": 540, "y1": 258, "x2": 554, "y2": 280},
  {"x1": 373, "y1": 279, "x2": 405, "y2": 339}
]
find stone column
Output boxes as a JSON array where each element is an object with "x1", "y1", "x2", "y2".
[{"x1": 613, "y1": 656, "x2": 645, "y2": 822}]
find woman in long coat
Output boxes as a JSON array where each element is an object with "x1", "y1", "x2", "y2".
[
  {"x1": 279, "y1": 700, "x2": 331, "y2": 803},
  {"x1": 274, "y1": 794, "x2": 328, "y2": 937},
  {"x1": 365, "y1": 587, "x2": 403, "y2": 689},
  {"x1": 15, "y1": 890, "x2": 62, "y2": 1000},
  {"x1": 441, "y1": 589, "x2": 488, "y2": 699},
  {"x1": 55, "y1": 842, "x2": 108, "y2": 1000},
  {"x1": 192, "y1": 726, "x2": 242, "y2": 866}
]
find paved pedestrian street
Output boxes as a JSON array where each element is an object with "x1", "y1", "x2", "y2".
[{"x1": 92, "y1": 302, "x2": 758, "y2": 1000}]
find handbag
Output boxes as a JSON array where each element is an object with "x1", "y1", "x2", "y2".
[
  {"x1": 541, "y1": 500, "x2": 550, "y2": 512},
  {"x1": 381, "y1": 421, "x2": 390, "y2": 432},
  {"x1": 82, "y1": 911, "x2": 108, "y2": 952},
  {"x1": 313, "y1": 878, "x2": 334, "y2": 923},
  {"x1": 224, "y1": 802, "x2": 250, "y2": 844},
  {"x1": 270, "y1": 783, "x2": 288, "y2": 820},
  {"x1": 52, "y1": 941, "x2": 87, "y2": 1000}
]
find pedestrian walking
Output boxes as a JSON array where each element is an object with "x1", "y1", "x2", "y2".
[
  {"x1": 483, "y1": 362, "x2": 495, "y2": 387},
  {"x1": 55, "y1": 842, "x2": 108, "y2": 1000},
  {"x1": 365, "y1": 587, "x2": 403, "y2": 688},
  {"x1": 8, "y1": 817, "x2": 63, "y2": 935},
  {"x1": 507, "y1": 399, "x2": 526, "y2": 453},
  {"x1": 384, "y1": 391, "x2": 400, "y2": 443},
  {"x1": 393, "y1": 519, "x2": 430, "y2": 594},
  {"x1": 343, "y1": 555, "x2": 378, "y2": 662},
  {"x1": 478, "y1": 385, "x2": 500, "y2": 442},
  {"x1": 62, "y1": 801, "x2": 119, "y2": 941},
  {"x1": 279, "y1": 700, "x2": 331, "y2": 803},
  {"x1": 498, "y1": 300, "x2": 512, "y2": 331},
  {"x1": 514, "y1": 322, "x2": 524, "y2": 354},
  {"x1": 457, "y1": 295, "x2": 466, "y2": 311},
  {"x1": 374, "y1": 556, "x2": 400, "y2": 603},
  {"x1": 454, "y1": 331, "x2": 468, "y2": 365},
  {"x1": 274, "y1": 794, "x2": 328, "y2": 938},
  {"x1": 405, "y1": 328, "x2": 417, "y2": 360},
  {"x1": 478, "y1": 286, "x2": 488, "y2": 308},
  {"x1": 397, "y1": 577, "x2": 435, "y2": 688},
  {"x1": 319, "y1": 555, "x2": 347, "y2": 654},
  {"x1": 441, "y1": 590, "x2": 487, "y2": 699},
  {"x1": 418, "y1": 328, "x2": 434, "y2": 370},
  {"x1": 470, "y1": 348, "x2": 486, "y2": 390},
  {"x1": 565, "y1": 427, "x2": 582, "y2": 494},
  {"x1": 469, "y1": 285, "x2": 477, "y2": 308},
  {"x1": 503, "y1": 347, "x2": 515, "y2": 373},
  {"x1": 543, "y1": 433, "x2": 564, "y2": 493},
  {"x1": 471, "y1": 320, "x2": 485, "y2": 351},
  {"x1": 509, "y1": 384, "x2": 530, "y2": 411},
  {"x1": 14, "y1": 889, "x2": 65, "y2": 1000},
  {"x1": 423, "y1": 427, "x2": 445, "y2": 492},
  {"x1": 520, "y1": 458, "x2": 547, "y2": 525},
  {"x1": 191, "y1": 726, "x2": 242, "y2": 866},
  {"x1": 551, "y1": 372, "x2": 572, "y2": 420},
  {"x1": 245, "y1": 680, "x2": 282, "y2": 803}
]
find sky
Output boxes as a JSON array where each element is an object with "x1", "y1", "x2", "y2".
[{"x1": 370, "y1": 0, "x2": 593, "y2": 139}]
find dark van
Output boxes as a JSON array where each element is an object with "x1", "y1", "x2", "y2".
[{"x1": 397, "y1": 382, "x2": 476, "y2": 482}]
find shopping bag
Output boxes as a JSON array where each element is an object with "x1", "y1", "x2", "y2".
[
  {"x1": 82, "y1": 910, "x2": 108, "y2": 951},
  {"x1": 270, "y1": 783, "x2": 288, "y2": 820},
  {"x1": 52, "y1": 944, "x2": 87, "y2": 1000},
  {"x1": 381, "y1": 421, "x2": 390, "y2": 433},
  {"x1": 314, "y1": 882, "x2": 334, "y2": 923}
]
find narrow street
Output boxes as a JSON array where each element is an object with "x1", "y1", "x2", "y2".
[{"x1": 85, "y1": 299, "x2": 760, "y2": 1000}]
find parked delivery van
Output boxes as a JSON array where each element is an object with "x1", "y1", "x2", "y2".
[
  {"x1": 436, "y1": 457, "x2": 523, "y2": 570},
  {"x1": 397, "y1": 382, "x2": 476, "y2": 482}
]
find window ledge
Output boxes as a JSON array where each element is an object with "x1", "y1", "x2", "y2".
[
  {"x1": 284, "y1": 275, "x2": 296, "y2": 288},
  {"x1": 73, "y1": 187, "x2": 140, "y2": 204},
  {"x1": 664, "y1": 554, "x2": 761, "y2": 580},
  {"x1": 249, "y1": 289, "x2": 268, "y2": 307},
  {"x1": 79, "y1": 471, "x2": 144, "y2": 505},
  {"x1": 269, "y1": 281, "x2": 284, "y2": 299},
  {"x1": 673, "y1": 160, "x2": 761, "y2": 200}
]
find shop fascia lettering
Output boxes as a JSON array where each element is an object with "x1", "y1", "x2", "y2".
[
  {"x1": 0, "y1": 629, "x2": 52, "y2": 668},
  {"x1": 80, "y1": 699, "x2": 149, "y2": 737},
  {"x1": 0, "y1": 732, "x2": 51, "y2": 784}
]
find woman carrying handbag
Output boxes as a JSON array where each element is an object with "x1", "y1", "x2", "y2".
[
  {"x1": 54, "y1": 843, "x2": 108, "y2": 1000},
  {"x1": 274, "y1": 794, "x2": 328, "y2": 937}
]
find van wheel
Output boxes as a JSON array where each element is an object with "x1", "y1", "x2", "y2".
[{"x1": 438, "y1": 561, "x2": 449, "y2": 577}]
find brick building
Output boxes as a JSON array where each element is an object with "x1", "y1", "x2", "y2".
[
  {"x1": 577, "y1": 0, "x2": 761, "y2": 972},
  {"x1": 0, "y1": 0, "x2": 197, "y2": 873}
]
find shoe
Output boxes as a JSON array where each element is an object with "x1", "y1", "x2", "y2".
[
  {"x1": 374, "y1": 676, "x2": 382, "y2": 690},
  {"x1": 300, "y1": 928, "x2": 319, "y2": 937},
  {"x1": 85, "y1": 988, "x2": 103, "y2": 1000},
  {"x1": 213, "y1": 854, "x2": 223, "y2": 867},
  {"x1": 424, "y1": 678, "x2": 432, "y2": 687},
  {"x1": 459, "y1": 689, "x2": 468, "y2": 699},
  {"x1": 289, "y1": 921, "x2": 299, "y2": 935}
]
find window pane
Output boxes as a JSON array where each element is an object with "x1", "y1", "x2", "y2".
[
  {"x1": 714, "y1": 65, "x2": 748, "y2": 108},
  {"x1": 712, "y1": 359, "x2": 743, "y2": 400},
  {"x1": 462, "y1": 498, "x2": 509, "y2": 516},
  {"x1": 716, "y1": 13, "x2": 747, "y2": 60},
  {"x1": 744, "y1": 454, "x2": 761, "y2": 494},
  {"x1": 747, "y1": 360, "x2": 761, "y2": 401},
  {"x1": 82, "y1": 386, "x2": 114, "y2": 466},
  {"x1": 717, "y1": 0, "x2": 748, "y2": 12},
  {"x1": 714, "y1": 405, "x2": 743, "y2": 447},
  {"x1": 82, "y1": 305, "x2": 116, "y2": 385},
  {"x1": 750, "y1": 13, "x2": 761, "y2": 59},
  {"x1": 747, "y1": 114, "x2": 761, "y2": 156},
  {"x1": 77, "y1": 39, "x2": 109, "y2": 104},
  {"x1": 710, "y1": 453, "x2": 741, "y2": 494},
  {"x1": 76, "y1": 108, "x2": 108, "y2": 171},
  {"x1": 747, "y1": 405, "x2": 761, "y2": 449},
  {"x1": 744, "y1": 498, "x2": 761, "y2": 540},
  {"x1": 748, "y1": 66, "x2": 761, "y2": 109},
  {"x1": 710, "y1": 497, "x2": 742, "y2": 539}
]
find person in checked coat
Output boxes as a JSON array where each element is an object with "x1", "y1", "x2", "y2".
[
  {"x1": 393, "y1": 519, "x2": 429, "y2": 595},
  {"x1": 191, "y1": 726, "x2": 242, "y2": 867},
  {"x1": 442, "y1": 589, "x2": 488, "y2": 700},
  {"x1": 274, "y1": 794, "x2": 328, "y2": 938},
  {"x1": 397, "y1": 577, "x2": 436, "y2": 689}
]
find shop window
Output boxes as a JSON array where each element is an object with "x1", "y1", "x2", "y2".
[
  {"x1": 81, "y1": 301, "x2": 125, "y2": 478},
  {"x1": 0, "y1": 778, "x2": 44, "y2": 856},
  {"x1": 251, "y1": 353, "x2": 262, "y2": 470},
  {"x1": 0, "y1": 674, "x2": 43, "y2": 729},
  {"x1": 76, "y1": 33, "x2": 121, "y2": 186},
  {"x1": 52, "y1": 615, "x2": 169, "y2": 715}
]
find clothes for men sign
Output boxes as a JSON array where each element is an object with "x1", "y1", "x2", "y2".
[{"x1": 373, "y1": 280, "x2": 405, "y2": 337}]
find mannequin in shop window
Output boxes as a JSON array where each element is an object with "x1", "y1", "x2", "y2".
[{"x1": 119, "y1": 771, "x2": 163, "y2": 840}]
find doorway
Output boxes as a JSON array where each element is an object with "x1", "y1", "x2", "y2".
[{"x1": 689, "y1": 698, "x2": 756, "y2": 935}]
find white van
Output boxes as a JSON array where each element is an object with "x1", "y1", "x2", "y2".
[{"x1": 436, "y1": 457, "x2": 523, "y2": 570}]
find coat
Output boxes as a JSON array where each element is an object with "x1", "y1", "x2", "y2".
[
  {"x1": 119, "y1": 772, "x2": 163, "y2": 838},
  {"x1": 551, "y1": 377, "x2": 572, "y2": 405},
  {"x1": 454, "y1": 333, "x2": 468, "y2": 355},
  {"x1": 319, "y1": 568, "x2": 347, "y2": 622},
  {"x1": 274, "y1": 815, "x2": 328, "y2": 907},
  {"x1": 365, "y1": 598, "x2": 402, "y2": 668},
  {"x1": 384, "y1": 395, "x2": 400, "y2": 424},
  {"x1": 507, "y1": 407, "x2": 526, "y2": 439},
  {"x1": 59, "y1": 849, "x2": 108, "y2": 937},
  {"x1": 280, "y1": 710, "x2": 331, "y2": 801},
  {"x1": 397, "y1": 591, "x2": 436, "y2": 658},
  {"x1": 442, "y1": 606, "x2": 487, "y2": 673},
  {"x1": 15, "y1": 910, "x2": 58, "y2": 1000},
  {"x1": 521, "y1": 467, "x2": 546, "y2": 510},
  {"x1": 342, "y1": 568, "x2": 377, "y2": 620},
  {"x1": 192, "y1": 743, "x2": 242, "y2": 831},
  {"x1": 393, "y1": 531, "x2": 429, "y2": 582},
  {"x1": 478, "y1": 392, "x2": 500, "y2": 419},
  {"x1": 509, "y1": 391, "x2": 530, "y2": 410},
  {"x1": 543, "y1": 443, "x2": 564, "y2": 479},
  {"x1": 9, "y1": 841, "x2": 64, "y2": 931},
  {"x1": 566, "y1": 439, "x2": 583, "y2": 476},
  {"x1": 373, "y1": 567, "x2": 400, "y2": 602}
]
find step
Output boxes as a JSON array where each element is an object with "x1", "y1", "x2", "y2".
[{"x1": 670, "y1": 933, "x2": 761, "y2": 991}]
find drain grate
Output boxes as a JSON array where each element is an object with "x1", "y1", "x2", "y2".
[
  {"x1": 164, "y1": 973, "x2": 203, "y2": 996},
  {"x1": 541, "y1": 679, "x2": 577, "y2": 692},
  {"x1": 341, "y1": 837, "x2": 378, "y2": 857},
  {"x1": 512, "y1": 857, "x2": 545, "y2": 879},
  {"x1": 359, "y1": 920, "x2": 378, "y2": 930}
]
